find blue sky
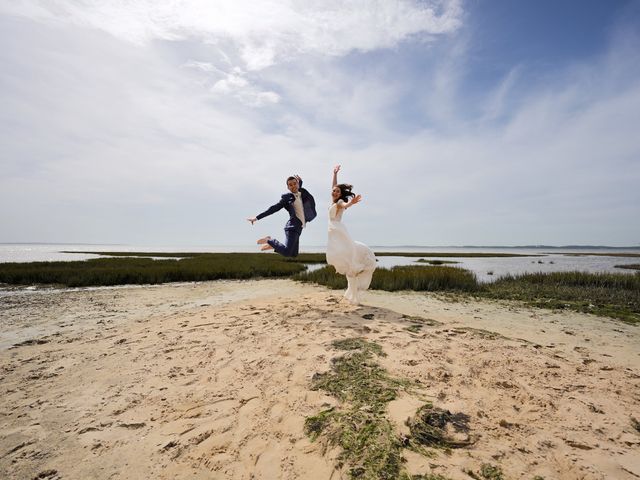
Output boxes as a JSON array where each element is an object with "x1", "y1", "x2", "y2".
[{"x1": 1, "y1": 0, "x2": 639, "y2": 247}]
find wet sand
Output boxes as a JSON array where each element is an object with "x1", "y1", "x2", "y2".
[{"x1": 1, "y1": 279, "x2": 639, "y2": 479}]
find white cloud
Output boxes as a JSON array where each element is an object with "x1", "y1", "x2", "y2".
[
  {"x1": 2, "y1": 1, "x2": 463, "y2": 108},
  {"x1": 480, "y1": 66, "x2": 522, "y2": 123},
  {"x1": 212, "y1": 73, "x2": 249, "y2": 92},
  {"x1": 182, "y1": 60, "x2": 218, "y2": 73},
  {"x1": 2, "y1": 0, "x2": 463, "y2": 68},
  {"x1": 210, "y1": 71, "x2": 280, "y2": 106}
]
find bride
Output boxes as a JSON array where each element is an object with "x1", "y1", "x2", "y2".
[{"x1": 326, "y1": 165, "x2": 377, "y2": 304}]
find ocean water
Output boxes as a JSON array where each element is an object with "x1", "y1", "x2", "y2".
[{"x1": 0, "y1": 243, "x2": 638, "y2": 284}]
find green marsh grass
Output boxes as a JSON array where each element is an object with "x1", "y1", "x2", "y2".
[
  {"x1": 3, "y1": 251, "x2": 638, "y2": 324},
  {"x1": 479, "y1": 271, "x2": 640, "y2": 324},
  {"x1": 0, "y1": 253, "x2": 317, "y2": 288},
  {"x1": 294, "y1": 265, "x2": 480, "y2": 292},
  {"x1": 295, "y1": 265, "x2": 639, "y2": 324}
]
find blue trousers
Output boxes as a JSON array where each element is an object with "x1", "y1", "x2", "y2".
[{"x1": 267, "y1": 219, "x2": 302, "y2": 257}]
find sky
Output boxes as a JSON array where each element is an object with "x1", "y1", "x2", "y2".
[{"x1": 1, "y1": 0, "x2": 639, "y2": 247}]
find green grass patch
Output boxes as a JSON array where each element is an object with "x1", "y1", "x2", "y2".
[
  {"x1": 463, "y1": 464, "x2": 505, "y2": 480},
  {"x1": 310, "y1": 339, "x2": 407, "y2": 415},
  {"x1": 0, "y1": 253, "x2": 313, "y2": 288},
  {"x1": 295, "y1": 266, "x2": 640, "y2": 324},
  {"x1": 294, "y1": 265, "x2": 480, "y2": 293},
  {"x1": 405, "y1": 324, "x2": 423, "y2": 333},
  {"x1": 478, "y1": 271, "x2": 640, "y2": 324},
  {"x1": 305, "y1": 338, "x2": 472, "y2": 479}
]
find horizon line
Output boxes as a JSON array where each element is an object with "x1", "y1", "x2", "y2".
[{"x1": 2, "y1": 242, "x2": 640, "y2": 249}]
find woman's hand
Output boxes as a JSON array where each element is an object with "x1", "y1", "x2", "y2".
[
  {"x1": 333, "y1": 165, "x2": 341, "y2": 174},
  {"x1": 346, "y1": 194, "x2": 362, "y2": 208}
]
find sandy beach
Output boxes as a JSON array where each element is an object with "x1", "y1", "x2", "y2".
[{"x1": 1, "y1": 279, "x2": 639, "y2": 479}]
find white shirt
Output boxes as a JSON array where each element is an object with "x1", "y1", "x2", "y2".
[{"x1": 293, "y1": 192, "x2": 306, "y2": 227}]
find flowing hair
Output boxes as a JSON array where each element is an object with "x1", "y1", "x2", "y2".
[{"x1": 334, "y1": 183, "x2": 355, "y2": 203}]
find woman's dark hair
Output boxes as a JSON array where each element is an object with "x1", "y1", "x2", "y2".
[{"x1": 334, "y1": 183, "x2": 355, "y2": 203}]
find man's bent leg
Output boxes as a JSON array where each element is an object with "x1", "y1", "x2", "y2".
[{"x1": 267, "y1": 228, "x2": 301, "y2": 257}]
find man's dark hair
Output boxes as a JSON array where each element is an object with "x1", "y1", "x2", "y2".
[{"x1": 286, "y1": 176, "x2": 297, "y2": 183}]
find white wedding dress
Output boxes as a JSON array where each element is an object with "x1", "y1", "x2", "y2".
[{"x1": 326, "y1": 200, "x2": 377, "y2": 304}]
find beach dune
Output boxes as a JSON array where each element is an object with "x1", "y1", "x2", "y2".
[{"x1": 1, "y1": 279, "x2": 639, "y2": 479}]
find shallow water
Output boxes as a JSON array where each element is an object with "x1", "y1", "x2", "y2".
[{"x1": 374, "y1": 252, "x2": 639, "y2": 282}]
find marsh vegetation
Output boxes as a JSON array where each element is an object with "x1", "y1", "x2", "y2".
[
  {"x1": 0, "y1": 252, "x2": 323, "y2": 288},
  {"x1": 295, "y1": 266, "x2": 640, "y2": 324},
  {"x1": 2, "y1": 251, "x2": 637, "y2": 324}
]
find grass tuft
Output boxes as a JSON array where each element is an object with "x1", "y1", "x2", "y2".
[
  {"x1": 332, "y1": 337, "x2": 386, "y2": 356},
  {"x1": 464, "y1": 464, "x2": 505, "y2": 480},
  {"x1": 405, "y1": 324, "x2": 423, "y2": 334}
]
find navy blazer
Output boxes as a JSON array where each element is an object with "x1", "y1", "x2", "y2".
[{"x1": 256, "y1": 180, "x2": 317, "y2": 228}]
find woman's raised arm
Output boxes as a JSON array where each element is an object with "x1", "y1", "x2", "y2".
[{"x1": 332, "y1": 164, "x2": 341, "y2": 188}]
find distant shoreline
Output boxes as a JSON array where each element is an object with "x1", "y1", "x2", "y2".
[{"x1": 2, "y1": 242, "x2": 640, "y2": 250}]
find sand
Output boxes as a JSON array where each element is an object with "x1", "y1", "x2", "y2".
[{"x1": 1, "y1": 279, "x2": 638, "y2": 479}]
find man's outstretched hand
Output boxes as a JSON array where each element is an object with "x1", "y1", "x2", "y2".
[{"x1": 247, "y1": 217, "x2": 257, "y2": 225}]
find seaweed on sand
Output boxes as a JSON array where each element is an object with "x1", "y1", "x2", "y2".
[
  {"x1": 406, "y1": 404, "x2": 474, "y2": 450},
  {"x1": 305, "y1": 338, "x2": 473, "y2": 480}
]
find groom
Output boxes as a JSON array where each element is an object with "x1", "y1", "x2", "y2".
[{"x1": 247, "y1": 175, "x2": 317, "y2": 257}]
